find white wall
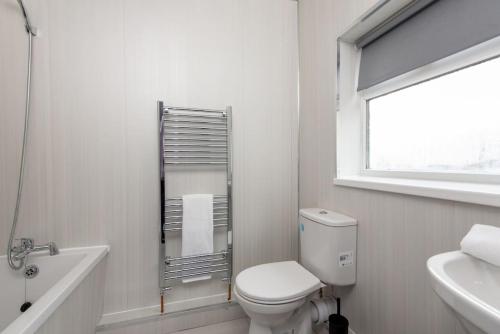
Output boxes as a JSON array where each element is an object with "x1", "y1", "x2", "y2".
[
  {"x1": 298, "y1": 1, "x2": 500, "y2": 334},
  {"x1": 0, "y1": 0, "x2": 299, "y2": 316}
]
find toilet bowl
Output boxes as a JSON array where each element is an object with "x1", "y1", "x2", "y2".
[
  {"x1": 233, "y1": 288, "x2": 307, "y2": 328},
  {"x1": 234, "y1": 261, "x2": 321, "y2": 334}
]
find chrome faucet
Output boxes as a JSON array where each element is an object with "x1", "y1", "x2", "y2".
[{"x1": 11, "y1": 238, "x2": 59, "y2": 262}]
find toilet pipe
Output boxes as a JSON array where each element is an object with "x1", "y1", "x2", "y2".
[{"x1": 310, "y1": 297, "x2": 337, "y2": 324}]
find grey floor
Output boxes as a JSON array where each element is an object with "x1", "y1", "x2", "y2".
[
  {"x1": 171, "y1": 318, "x2": 332, "y2": 334},
  {"x1": 171, "y1": 318, "x2": 250, "y2": 334}
]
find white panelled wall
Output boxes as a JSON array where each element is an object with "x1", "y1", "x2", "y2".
[
  {"x1": 298, "y1": 1, "x2": 500, "y2": 334},
  {"x1": 6, "y1": 0, "x2": 499, "y2": 333},
  {"x1": 0, "y1": 0, "x2": 298, "y2": 316}
]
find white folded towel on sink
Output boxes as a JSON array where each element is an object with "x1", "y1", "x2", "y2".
[
  {"x1": 460, "y1": 224, "x2": 500, "y2": 267},
  {"x1": 182, "y1": 194, "x2": 214, "y2": 283}
]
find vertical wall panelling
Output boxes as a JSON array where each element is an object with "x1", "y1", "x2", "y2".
[
  {"x1": 0, "y1": 0, "x2": 299, "y2": 318},
  {"x1": 298, "y1": 1, "x2": 500, "y2": 334}
]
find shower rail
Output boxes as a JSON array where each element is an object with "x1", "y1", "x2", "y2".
[{"x1": 157, "y1": 101, "x2": 233, "y2": 312}]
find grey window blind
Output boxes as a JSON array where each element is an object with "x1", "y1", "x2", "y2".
[{"x1": 357, "y1": 0, "x2": 500, "y2": 91}]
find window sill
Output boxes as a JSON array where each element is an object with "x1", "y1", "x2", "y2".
[{"x1": 333, "y1": 176, "x2": 500, "y2": 207}]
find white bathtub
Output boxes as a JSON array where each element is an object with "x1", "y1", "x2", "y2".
[{"x1": 1, "y1": 245, "x2": 109, "y2": 334}]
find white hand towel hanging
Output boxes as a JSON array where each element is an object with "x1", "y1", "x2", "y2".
[
  {"x1": 181, "y1": 194, "x2": 214, "y2": 283},
  {"x1": 460, "y1": 224, "x2": 500, "y2": 267}
]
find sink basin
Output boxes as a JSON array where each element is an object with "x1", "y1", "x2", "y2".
[{"x1": 427, "y1": 251, "x2": 500, "y2": 334}]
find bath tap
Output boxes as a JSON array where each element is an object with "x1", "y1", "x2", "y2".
[{"x1": 11, "y1": 238, "x2": 59, "y2": 261}]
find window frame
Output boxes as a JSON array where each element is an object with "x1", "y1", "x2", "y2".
[{"x1": 357, "y1": 36, "x2": 500, "y2": 185}]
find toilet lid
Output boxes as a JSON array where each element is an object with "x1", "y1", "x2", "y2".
[{"x1": 235, "y1": 261, "x2": 321, "y2": 304}]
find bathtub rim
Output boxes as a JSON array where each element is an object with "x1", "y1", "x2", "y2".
[{"x1": 1, "y1": 245, "x2": 109, "y2": 334}]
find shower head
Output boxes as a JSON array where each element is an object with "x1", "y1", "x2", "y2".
[{"x1": 16, "y1": 0, "x2": 37, "y2": 36}]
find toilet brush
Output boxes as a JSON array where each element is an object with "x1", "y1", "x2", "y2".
[{"x1": 329, "y1": 298, "x2": 349, "y2": 334}]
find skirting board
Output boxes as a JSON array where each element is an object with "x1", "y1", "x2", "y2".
[
  {"x1": 96, "y1": 296, "x2": 244, "y2": 333},
  {"x1": 97, "y1": 305, "x2": 357, "y2": 334},
  {"x1": 97, "y1": 294, "x2": 357, "y2": 334},
  {"x1": 98, "y1": 293, "x2": 230, "y2": 327}
]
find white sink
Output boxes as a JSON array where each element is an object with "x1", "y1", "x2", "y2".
[{"x1": 427, "y1": 251, "x2": 500, "y2": 334}]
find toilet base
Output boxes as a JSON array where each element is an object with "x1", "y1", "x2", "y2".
[
  {"x1": 248, "y1": 301, "x2": 314, "y2": 334},
  {"x1": 249, "y1": 322, "x2": 272, "y2": 334}
]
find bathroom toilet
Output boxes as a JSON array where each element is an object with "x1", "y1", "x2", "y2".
[{"x1": 234, "y1": 208, "x2": 357, "y2": 334}]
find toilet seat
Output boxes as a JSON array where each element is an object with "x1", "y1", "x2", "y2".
[{"x1": 235, "y1": 261, "x2": 321, "y2": 305}]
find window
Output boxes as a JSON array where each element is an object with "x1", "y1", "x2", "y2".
[
  {"x1": 335, "y1": 0, "x2": 500, "y2": 207},
  {"x1": 367, "y1": 56, "x2": 500, "y2": 174}
]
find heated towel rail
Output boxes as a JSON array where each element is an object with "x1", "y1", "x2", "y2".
[{"x1": 158, "y1": 101, "x2": 233, "y2": 312}]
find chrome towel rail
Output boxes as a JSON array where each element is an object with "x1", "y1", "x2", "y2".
[
  {"x1": 164, "y1": 143, "x2": 226, "y2": 148},
  {"x1": 166, "y1": 256, "x2": 226, "y2": 268},
  {"x1": 165, "y1": 119, "x2": 227, "y2": 126},
  {"x1": 165, "y1": 212, "x2": 227, "y2": 220},
  {"x1": 166, "y1": 195, "x2": 227, "y2": 200},
  {"x1": 165, "y1": 262, "x2": 228, "y2": 275},
  {"x1": 164, "y1": 268, "x2": 229, "y2": 281},
  {"x1": 165, "y1": 161, "x2": 227, "y2": 165},
  {"x1": 166, "y1": 250, "x2": 228, "y2": 263},
  {"x1": 165, "y1": 207, "x2": 228, "y2": 214},
  {"x1": 165, "y1": 204, "x2": 227, "y2": 208},
  {"x1": 163, "y1": 137, "x2": 226, "y2": 142},
  {"x1": 165, "y1": 105, "x2": 226, "y2": 113},
  {"x1": 158, "y1": 101, "x2": 233, "y2": 305},
  {"x1": 163, "y1": 224, "x2": 228, "y2": 232},
  {"x1": 164, "y1": 150, "x2": 227, "y2": 154},
  {"x1": 165, "y1": 125, "x2": 227, "y2": 130},
  {"x1": 165, "y1": 155, "x2": 226, "y2": 159},
  {"x1": 164, "y1": 195, "x2": 228, "y2": 232},
  {"x1": 165, "y1": 131, "x2": 226, "y2": 136},
  {"x1": 163, "y1": 251, "x2": 230, "y2": 280}
]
